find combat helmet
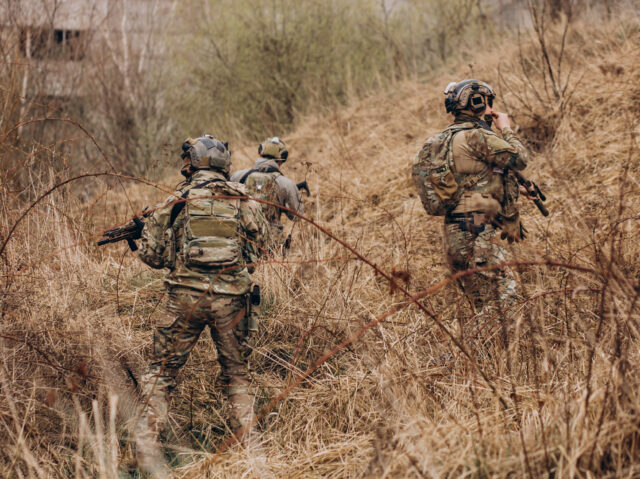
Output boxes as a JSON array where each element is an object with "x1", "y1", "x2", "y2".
[
  {"x1": 444, "y1": 79, "x2": 495, "y2": 114},
  {"x1": 181, "y1": 135, "x2": 231, "y2": 176},
  {"x1": 258, "y1": 137, "x2": 288, "y2": 161}
]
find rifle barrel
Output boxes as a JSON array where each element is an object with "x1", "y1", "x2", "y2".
[{"x1": 534, "y1": 199, "x2": 549, "y2": 217}]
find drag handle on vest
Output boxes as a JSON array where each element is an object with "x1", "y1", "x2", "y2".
[
  {"x1": 296, "y1": 180, "x2": 310, "y2": 196},
  {"x1": 97, "y1": 216, "x2": 146, "y2": 251},
  {"x1": 511, "y1": 169, "x2": 549, "y2": 217}
]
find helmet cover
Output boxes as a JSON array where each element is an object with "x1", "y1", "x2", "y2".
[
  {"x1": 258, "y1": 137, "x2": 288, "y2": 161},
  {"x1": 181, "y1": 135, "x2": 231, "y2": 175},
  {"x1": 444, "y1": 79, "x2": 495, "y2": 114}
]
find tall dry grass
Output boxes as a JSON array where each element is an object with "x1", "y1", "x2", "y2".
[{"x1": 1, "y1": 11, "x2": 640, "y2": 479}]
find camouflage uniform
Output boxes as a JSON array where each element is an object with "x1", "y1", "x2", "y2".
[
  {"x1": 441, "y1": 114, "x2": 528, "y2": 311},
  {"x1": 137, "y1": 168, "x2": 269, "y2": 440},
  {"x1": 231, "y1": 158, "x2": 304, "y2": 245}
]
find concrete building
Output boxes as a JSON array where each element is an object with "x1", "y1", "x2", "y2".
[{"x1": 1, "y1": 0, "x2": 175, "y2": 98}]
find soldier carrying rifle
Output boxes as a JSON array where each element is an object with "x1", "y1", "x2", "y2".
[
  {"x1": 99, "y1": 135, "x2": 270, "y2": 473},
  {"x1": 231, "y1": 137, "x2": 306, "y2": 250},
  {"x1": 412, "y1": 79, "x2": 547, "y2": 320}
]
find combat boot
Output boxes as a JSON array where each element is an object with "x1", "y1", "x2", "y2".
[
  {"x1": 228, "y1": 384, "x2": 257, "y2": 447},
  {"x1": 134, "y1": 374, "x2": 171, "y2": 476},
  {"x1": 134, "y1": 411, "x2": 171, "y2": 478}
]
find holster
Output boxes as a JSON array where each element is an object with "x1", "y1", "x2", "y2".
[
  {"x1": 245, "y1": 285, "x2": 261, "y2": 334},
  {"x1": 162, "y1": 228, "x2": 176, "y2": 270}
]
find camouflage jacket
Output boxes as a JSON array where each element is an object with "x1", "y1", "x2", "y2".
[
  {"x1": 449, "y1": 114, "x2": 528, "y2": 217},
  {"x1": 138, "y1": 169, "x2": 270, "y2": 295},
  {"x1": 231, "y1": 158, "x2": 304, "y2": 228}
]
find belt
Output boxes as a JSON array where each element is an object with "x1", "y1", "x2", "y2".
[{"x1": 445, "y1": 212, "x2": 477, "y2": 223}]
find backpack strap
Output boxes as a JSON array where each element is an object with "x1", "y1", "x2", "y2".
[
  {"x1": 168, "y1": 179, "x2": 223, "y2": 227},
  {"x1": 443, "y1": 122, "x2": 480, "y2": 165},
  {"x1": 238, "y1": 165, "x2": 281, "y2": 184}
]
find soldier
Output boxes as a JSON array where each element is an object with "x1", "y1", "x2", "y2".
[
  {"x1": 134, "y1": 135, "x2": 270, "y2": 459},
  {"x1": 412, "y1": 79, "x2": 528, "y2": 316},
  {"x1": 231, "y1": 137, "x2": 304, "y2": 247}
]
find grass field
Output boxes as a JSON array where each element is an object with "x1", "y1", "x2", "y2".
[{"x1": 1, "y1": 13, "x2": 640, "y2": 478}]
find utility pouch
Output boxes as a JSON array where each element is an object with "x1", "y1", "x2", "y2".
[
  {"x1": 184, "y1": 237, "x2": 241, "y2": 268},
  {"x1": 430, "y1": 169, "x2": 458, "y2": 201}
]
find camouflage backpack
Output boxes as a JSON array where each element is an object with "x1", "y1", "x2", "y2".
[
  {"x1": 181, "y1": 182, "x2": 244, "y2": 269},
  {"x1": 411, "y1": 123, "x2": 475, "y2": 216},
  {"x1": 239, "y1": 169, "x2": 281, "y2": 224}
]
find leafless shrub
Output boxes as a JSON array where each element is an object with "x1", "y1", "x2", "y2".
[
  {"x1": 496, "y1": 0, "x2": 582, "y2": 152},
  {"x1": 0, "y1": 0, "x2": 176, "y2": 190}
]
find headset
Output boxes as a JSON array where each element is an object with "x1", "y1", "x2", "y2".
[{"x1": 444, "y1": 79, "x2": 495, "y2": 114}]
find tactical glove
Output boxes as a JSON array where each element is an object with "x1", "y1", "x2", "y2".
[{"x1": 497, "y1": 212, "x2": 527, "y2": 243}]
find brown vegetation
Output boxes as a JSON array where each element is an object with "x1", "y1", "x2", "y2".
[{"x1": 1, "y1": 5, "x2": 640, "y2": 479}]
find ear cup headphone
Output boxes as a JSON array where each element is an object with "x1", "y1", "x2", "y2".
[{"x1": 469, "y1": 93, "x2": 486, "y2": 113}]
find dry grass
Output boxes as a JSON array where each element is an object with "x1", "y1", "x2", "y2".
[{"x1": 2, "y1": 14, "x2": 640, "y2": 479}]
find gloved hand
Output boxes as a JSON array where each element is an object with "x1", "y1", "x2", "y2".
[{"x1": 497, "y1": 212, "x2": 527, "y2": 243}]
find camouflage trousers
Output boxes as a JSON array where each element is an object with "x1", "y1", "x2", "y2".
[
  {"x1": 137, "y1": 287, "x2": 254, "y2": 440},
  {"x1": 443, "y1": 222, "x2": 518, "y2": 312}
]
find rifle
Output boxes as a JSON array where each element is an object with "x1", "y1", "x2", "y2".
[
  {"x1": 296, "y1": 180, "x2": 310, "y2": 196},
  {"x1": 97, "y1": 216, "x2": 146, "y2": 251},
  {"x1": 511, "y1": 169, "x2": 549, "y2": 217}
]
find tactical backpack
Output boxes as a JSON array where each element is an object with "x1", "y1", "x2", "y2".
[
  {"x1": 411, "y1": 123, "x2": 475, "y2": 216},
  {"x1": 239, "y1": 169, "x2": 281, "y2": 224},
  {"x1": 181, "y1": 183, "x2": 244, "y2": 269}
]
